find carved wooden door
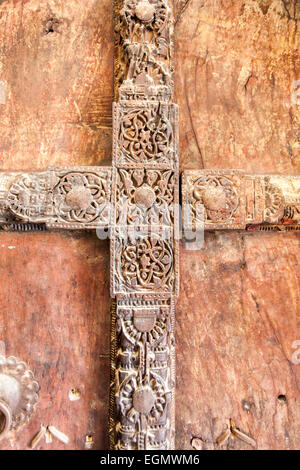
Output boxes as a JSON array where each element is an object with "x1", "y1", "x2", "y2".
[{"x1": 0, "y1": 0, "x2": 300, "y2": 451}]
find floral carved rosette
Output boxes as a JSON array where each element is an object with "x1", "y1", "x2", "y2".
[
  {"x1": 54, "y1": 172, "x2": 110, "y2": 224},
  {"x1": 117, "y1": 106, "x2": 174, "y2": 166},
  {"x1": 115, "y1": 235, "x2": 174, "y2": 293},
  {"x1": 192, "y1": 174, "x2": 240, "y2": 223},
  {"x1": 117, "y1": 372, "x2": 170, "y2": 424}
]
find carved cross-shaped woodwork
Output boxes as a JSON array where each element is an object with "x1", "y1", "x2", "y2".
[{"x1": 0, "y1": 0, "x2": 300, "y2": 450}]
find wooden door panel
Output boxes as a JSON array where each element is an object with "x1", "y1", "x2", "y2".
[
  {"x1": 177, "y1": 231, "x2": 300, "y2": 449},
  {"x1": 0, "y1": 0, "x2": 113, "y2": 170},
  {"x1": 0, "y1": 0, "x2": 299, "y2": 450},
  {"x1": 0, "y1": 0, "x2": 113, "y2": 449}
]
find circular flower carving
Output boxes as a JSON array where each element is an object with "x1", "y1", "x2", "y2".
[
  {"x1": 54, "y1": 172, "x2": 108, "y2": 224},
  {"x1": 193, "y1": 175, "x2": 239, "y2": 223},
  {"x1": 119, "y1": 237, "x2": 173, "y2": 291},
  {"x1": 117, "y1": 169, "x2": 175, "y2": 226}
]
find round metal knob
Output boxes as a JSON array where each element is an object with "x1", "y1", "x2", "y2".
[{"x1": 0, "y1": 355, "x2": 39, "y2": 441}]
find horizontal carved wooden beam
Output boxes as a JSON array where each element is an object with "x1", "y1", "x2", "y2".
[
  {"x1": 182, "y1": 170, "x2": 300, "y2": 232},
  {"x1": 2, "y1": 167, "x2": 299, "y2": 234},
  {"x1": 0, "y1": 167, "x2": 111, "y2": 229}
]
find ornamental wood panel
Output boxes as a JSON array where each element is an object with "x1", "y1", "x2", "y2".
[{"x1": 0, "y1": 0, "x2": 299, "y2": 450}]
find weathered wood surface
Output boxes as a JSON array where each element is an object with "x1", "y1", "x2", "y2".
[
  {"x1": 175, "y1": 0, "x2": 300, "y2": 450},
  {"x1": 0, "y1": 0, "x2": 299, "y2": 449},
  {"x1": 0, "y1": 231, "x2": 111, "y2": 449}
]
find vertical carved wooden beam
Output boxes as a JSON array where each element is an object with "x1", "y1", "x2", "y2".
[{"x1": 110, "y1": 0, "x2": 179, "y2": 450}]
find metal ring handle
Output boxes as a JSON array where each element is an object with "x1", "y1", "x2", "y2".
[{"x1": 0, "y1": 399, "x2": 12, "y2": 440}]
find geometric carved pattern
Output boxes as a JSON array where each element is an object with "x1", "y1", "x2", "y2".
[
  {"x1": 113, "y1": 102, "x2": 178, "y2": 168},
  {"x1": 114, "y1": 168, "x2": 177, "y2": 226},
  {"x1": 53, "y1": 171, "x2": 110, "y2": 225},
  {"x1": 182, "y1": 170, "x2": 300, "y2": 231},
  {"x1": 112, "y1": 229, "x2": 175, "y2": 294},
  {"x1": 182, "y1": 170, "x2": 244, "y2": 230},
  {"x1": 0, "y1": 167, "x2": 111, "y2": 229}
]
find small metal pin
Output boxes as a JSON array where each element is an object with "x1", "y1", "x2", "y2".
[
  {"x1": 30, "y1": 425, "x2": 46, "y2": 449},
  {"x1": 47, "y1": 425, "x2": 69, "y2": 445}
]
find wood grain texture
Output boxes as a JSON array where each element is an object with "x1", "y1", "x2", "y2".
[
  {"x1": 0, "y1": 0, "x2": 113, "y2": 449},
  {"x1": 0, "y1": 231, "x2": 110, "y2": 449},
  {"x1": 177, "y1": 232, "x2": 300, "y2": 449},
  {"x1": 0, "y1": 0, "x2": 299, "y2": 450},
  {"x1": 174, "y1": 0, "x2": 300, "y2": 173}
]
